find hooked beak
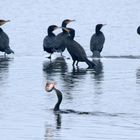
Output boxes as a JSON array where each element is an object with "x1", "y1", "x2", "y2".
[
  {"x1": 68, "y1": 19, "x2": 75, "y2": 24},
  {"x1": 0, "y1": 20, "x2": 10, "y2": 26}
]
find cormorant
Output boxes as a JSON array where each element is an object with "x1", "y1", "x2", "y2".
[
  {"x1": 137, "y1": 26, "x2": 140, "y2": 35},
  {"x1": 53, "y1": 19, "x2": 75, "y2": 55},
  {"x1": 90, "y1": 24, "x2": 105, "y2": 57},
  {"x1": 43, "y1": 25, "x2": 59, "y2": 59},
  {"x1": 45, "y1": 82, "x2": 62, "y2": 111},
  {"x1": 45, "y1": 82, "x2": 95, "y2": 114},
  {"x1": 0, "y1": 28, "x2": 14, "y2": 56},
  {"x1": 0, "y1": 20, "x2": 10, "y2": 26},
  {"x1": 64, "y1": 28, "x2": 95, "y2": 68}
]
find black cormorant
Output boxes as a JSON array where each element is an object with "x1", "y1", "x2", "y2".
[
  {"x1": 53, "y1": 19, "x2": 75, "y2": 55},
  {"x1": 0, "y1": 20, "x2": 10, "y2": 26},
  {"x1": 45, "y1": 82, "x2": 62, "y2": 111},
  {"x1": 137, "y1": 26, "x2": 140, "y2": 35},
  {"x1": 45, "y1": 81, "x2": 94, "y2": 114},
  {"x1": 43, "y1": 25, "x2": 59, "y2": 59},
  {"x1": 64, "y1": 28, "x2": 95, "y2": 68},
  {"x1": 0, "y1": 28, "x2": 14, "y2": 56},
  {"x1": 90, "y1": 24, "x2": 105, "y2": 57}
]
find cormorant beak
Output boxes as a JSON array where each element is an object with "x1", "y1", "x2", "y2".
[
  {"x1": 103, "y1": 24, "x2": 107, "y2": 26},
  {"x1": 68, "y1": 19, "x2": 75, "y2": 24},
  {"x1": 0, "y1": 20, "x2": 10, "y2": 26}
]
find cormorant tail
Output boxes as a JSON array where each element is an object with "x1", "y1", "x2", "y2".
[
  {"x1": 5, "y1": 48, "x2": 14, "y2": 54},
  {"x1": 84, "y1": 57, "x2": 96, "y2": 68}
]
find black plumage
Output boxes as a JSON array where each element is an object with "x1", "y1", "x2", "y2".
[
  {"x1": 0, "y1": 28, "x2": 14, "y2": 56},
  {"x1": 43, "y1": 25, "x2": 59, "y2": 59},
  {"x1": 64, "y1": 28, "x2": 95, "y2": 68},
  {"x1": 137, "y1": 26, "x2": 140, "y2": 35},
  {"x1": 90, "y1": 24, "x2": 105, "y2": 57}
]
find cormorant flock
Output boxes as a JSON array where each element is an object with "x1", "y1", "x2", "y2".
[{"x1": 0, "y1": 19, "x2": 140, "y2": 113}]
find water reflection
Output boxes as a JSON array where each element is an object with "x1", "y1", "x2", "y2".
[
  {"x1": 136, "y1": 67, "x2": 140, "y2": 84},
  {"x1": 91, "y1": 59, "x2": 104, "y2": 95},
  {"x1": 43, "y1": 56, "x2": 68, "y2": 81},
  {"x1": 62, "y1": 67, "x2": 87, "y2": 94},
  {"x1": 0, "y1": 57, "x2": 12, "y2": 87},
  {"x1": 44, "y1": 113, "x2": 62, "y2": 140},
  {"x1": 54, "y1": 112, "x2": 61, "y2": 129}
]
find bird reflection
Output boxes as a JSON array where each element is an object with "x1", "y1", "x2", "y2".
[
  {"x1": 43, "y1": 56, "x2": 68, "y2": 79},
  {"x1": 62, "y1": 67, "x2": 87, "y2": 94},
  {"x1": 93, "y1": 59, "x2": 104, "y2": 79},
  {"x1": 44, "y1": 112, "x2": 62, "y2": 140},
  {"x1": 136, "y1": 68, "x2": 140, "y2": 85},
  {"x1": 0, "y1": 57, "x2": 12, "y2": 85},
  {"x1": 90, "y1": 59, "x2": 104, "y2": 95},
  {"x1": 54, "y1": 112, "x2": 61, "y2": 129}
]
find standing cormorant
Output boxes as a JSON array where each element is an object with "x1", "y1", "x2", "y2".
[
  {"x1": 0, "y1": 25, "x2": 14, "y2": 56},
  {"x1": 137, "y1": 26, "x2": 140, "y2": 35},
  {"x1": 90, "y1": 24, "x2": 105, "y2": 57},
  {"x1": 53, "y1": 19, "x2": 75, "y2": 55},
  {"x1": 43, "y1": 25, "x2": 59, "y2": 59},
  {"x1": 64, "y1": 28, "x2": 95, "y2": 68}
]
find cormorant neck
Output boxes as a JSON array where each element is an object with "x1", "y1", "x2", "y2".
[
  {"x1": 53, "y1": 88, "x2": 62, "y2": 111},
  {"x1": 48, "y1": 29, "x2": 55, "y2": 36},
  {"x1": 69, "y1": 31, "x2": 75, "y2": 40},
  {"x1": 62, "y1": 22, "x2": 68, "y2": 33}
]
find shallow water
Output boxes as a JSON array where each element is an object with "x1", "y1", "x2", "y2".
[{"x1": 0, "y1": 0, "x2": 140, "y2": 140}]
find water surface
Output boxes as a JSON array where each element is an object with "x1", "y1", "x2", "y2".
[{"x1": 0, "y1": 0, "x2": 140, "y2": 139}]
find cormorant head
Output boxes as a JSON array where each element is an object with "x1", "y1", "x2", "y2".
[
  {"x1": 48, "y1": 25, "x2": 59, "y2": 33},
  {"x1": 0, "y1": 20, "x2": 10, "y2": 26},
  {"x1": 45, "y1": 81, "x2": 56, "y2": 92},
  {"x1": 62, "y1": 19, "x2": 75, "y2": 27},
  {"x1": 95, "y1": 24, "x2": 106, "y2": 33}
]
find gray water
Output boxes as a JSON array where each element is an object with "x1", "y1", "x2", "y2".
[{"x1": 0, "y1": 0, "x2": 140, "y2": 139}]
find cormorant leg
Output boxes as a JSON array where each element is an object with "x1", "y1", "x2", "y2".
[
  {"x1": 76, "y1": 61, "x2": 79, "y2": 66},
  {"x1": 61, "y1": 52, "x2": 63, "y2": 56},
  {"x1": 4, "y1": 52, "x2": 6, "y2": 58},
  {"x1": 72, "y1": 60, "x2": 75, "y2": 67}
]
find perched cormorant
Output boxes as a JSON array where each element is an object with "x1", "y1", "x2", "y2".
[
  {"x1": 90, "y1": 24, "x2": 105, "y2": 57},
  {"x1": 0, "y1": 20, "x2": 10, "y2": 26},
  {"x1": 64, "y1": 28, "x2": 95, "y2": 68},
  {"x1": 53, "y1": 19, "x2": 75, "y2": 55},
  {"x1": 0, "y1": 28, "x2": 14, "y2": 56},
  {"x1": 137, "y1": 26, "x2": 140, "y2": 35},
  {"x1": 43, "y1": 25, "x2": 59, "y2": 59}
]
